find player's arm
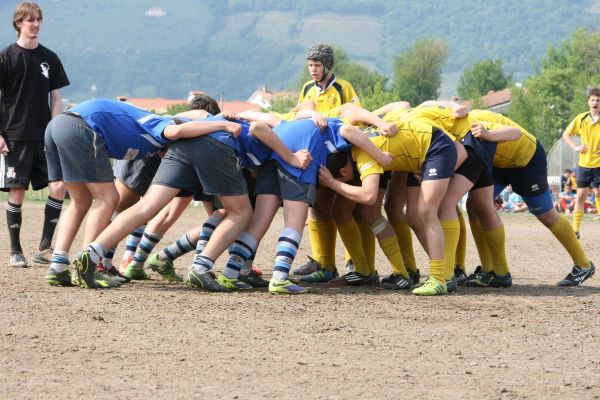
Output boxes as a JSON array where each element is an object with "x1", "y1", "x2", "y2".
[
  {"x1": 295, "y1": 109, "x2": 328, "y2": 130},
  {"x1": 249, "y1": 121, "x2": 312, "y2": 170},
  {"x1": 371, "y1": 101, "x2": 411, "y2": 115},
  {"x1": 236, "y1": 110, "x2": 283, "y2": 128},
  {"x1": 471, "y1": 123, "x2": 522, "y2": 142},
  {"x1": 163, "y1": 120, "x2": 241, "y2": 140},
  {"x1": 338, "y1": 103, "x2": 397, "y2": 136},
  {"x1": 175, "y1": 110, "x2": 210, "y2": 119},
  {"x1": 339, "y1": 124, "x2": 392, "y2": 167},
  {"x1": 561, "y1": 119, "x2": 588, "y2": 153},
  {"x1": 419, "y1": 100, "x2": 468, "y2": 118},
  {"x1": 50, "y1": 89, "x2": 63, "y2": 118},
  {"x1": 318, "y1": 168, "x2": 380, "y2": 205}
]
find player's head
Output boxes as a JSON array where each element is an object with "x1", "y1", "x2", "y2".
[
  {"x1": 587, "y1": 87, "x2": 600, "y2": 111},
  {"x1": 188, "y1": 94, "x2": 221, "y2": 115},
  {"x1": 13, "y1": 2, "x2": 42, "y2": 37},
  {"x1": 325, "y1": 151, "x2": 353, "y2": 181},
  {"x1": 306, "y1": 44, "x2": 334, "y2": 83}
]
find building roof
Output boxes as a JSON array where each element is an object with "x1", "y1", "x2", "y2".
[
  {"x1": 119, "y1": 97, "x2": 186, "y2": 114},
  {"x1": 221, "y1": 101, "x2": 261, "y2": 114}
]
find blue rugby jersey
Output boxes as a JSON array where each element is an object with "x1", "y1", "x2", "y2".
[{"x1": 71, "y1": 99, "x2": 174, "y2": 160}]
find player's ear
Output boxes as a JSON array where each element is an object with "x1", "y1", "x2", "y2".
[{"x1": 338, "y1": 158, "x2": 354, "y2": 182}]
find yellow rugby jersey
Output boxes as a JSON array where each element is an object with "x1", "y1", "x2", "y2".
[
  {"x1": 469, "y1": 109, "x2": 537, "y2": 168},
  {"x1": 564, "y1": 112, "x2": 600, "y2": 168},
  {"x1": 272, "y1": 111, "x2": 296, "y2": 122},
  {"x1": 399, "y1": 105, "x2": 471, "y2": 141},
  {"x1": 352, "y1": 120, "x2": 435, "y2": 180},
  {"x1": 298, "y1": 76, "x2": 360, "y2": 114}
]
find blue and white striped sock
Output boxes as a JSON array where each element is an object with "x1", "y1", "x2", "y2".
[
  {"x1": 196, "y1": 213, "x2": 224, "y2": 254},
  {"x1": 50, "y1": 250, "x2": 70, "y2": 272},
  {"x1": 103, "y1": 247, "x2": 116, "y2": 268},
  {"x1": 123, "y1": 225, "x2": 146, "y2": 260},
  {"x1": 193, "y1": 254, "x2": 214, "y2": 273},
  {"x1": 157, "y1": 233, "x2": 195, "y2": 261},
  {"x1": 222, "y1": 232, "x2": 258, "y2": 279},
  {"x1": 272, "y1": 227, "x2": 301, "y2": 282},
  {"x1": 132, "y1": 232, "x2": 162, "y2": 266}
]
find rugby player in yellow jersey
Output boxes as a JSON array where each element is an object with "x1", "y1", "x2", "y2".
[
  {"x1": 318, "y1": 113, "x2": 465, "y2": 295},
  {"x1": 384, "y1": 102, "x2": 520, "y2": 291},
  {"x1": 469, "y1": 109, "x2": 595, "y2": 287},
  {"x1": 562, "y1": 88, "x2": 600, "y2": 238},
  {"x1": 291, "y1": 44, "x2": 370, "y2": 282}
]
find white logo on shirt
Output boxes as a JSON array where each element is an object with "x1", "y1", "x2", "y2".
[
  {"x1": 428, "y1": 168, "x2": 438, "y2": 177},
  {"x1": 40, "y1": 62, "x2": 50, "y2": 79},
  {"x1": 531, "y1": 183, "x2": 539, "y2": 192},
  {"x1": 6, "y1": 167, "x2": 16, "y2": 179},
  {"x1": 359, "y1": 162, "x2": 373, "y2": 174}
]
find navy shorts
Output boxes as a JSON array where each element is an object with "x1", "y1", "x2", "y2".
[
  {"x1": 152, "y1": 136, "x2": 247, "y2": 196},
  {"x1": 461, "y1": 131, "x2": 497, "y2": 175},
  {"x1": 114, "y1": 156, "x2": 161, "y2": 196},
  {"x1": 575, "y1": 166, "x2": 600, "y2": 188},
  {"x1": 0, "y1": 140, "x2": 49, "y2": 191},
  {"x1": 493, "y1": 141, "x2": 553, "y2": 215},
  {"x1": 255, "y1": 160, "x2": 316, "y2": 204},
  {"x1": 45, "y1": 113, "x2": 114, "y2": 183},
  {"x1": 421, "y1": 130, "x2": 456, "y2": 181}
]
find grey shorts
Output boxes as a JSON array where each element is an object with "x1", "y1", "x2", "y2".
[
  {"x1": 114, "y1": 156, "x2": 161, "y2": 196},
  {"x1": 255, "y1": 160, "x2": 316, "y2": 204},
  {"x1": 152, "y1": 136, "x2": 247, "y2": 196},
  {"x1": 45, "y1": 113, "x2": 113, "y2": 183}
]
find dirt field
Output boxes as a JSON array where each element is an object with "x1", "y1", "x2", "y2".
[{"x1": 1, "y1": 202, "x2": 599, "y2": 400}]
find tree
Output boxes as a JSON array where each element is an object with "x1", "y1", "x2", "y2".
[
  {"x1": 508, "y1": 28, "x2": 600, "y2": 149},
  {"x1": 457, "y1": 59, "x2": 512, "y2": 100},
  {"x1": 391, "y1": 38, "x2": 449, "y2": 105}
]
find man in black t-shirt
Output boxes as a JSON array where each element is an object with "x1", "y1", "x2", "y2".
[{"x1": 0, "y1": 2, "x2": 69, "y2": 267}]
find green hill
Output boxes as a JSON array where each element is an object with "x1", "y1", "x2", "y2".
[{"x1": 1, "y1": 0, "x2": 597, "y2": 101}]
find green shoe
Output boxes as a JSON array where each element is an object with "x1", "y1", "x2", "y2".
[
  {"x1": 46, "y1": 267, "x2": 74, "y2": 287},
  {"x1": 72, "y1": 252, "x2": 113, "y2": 289},
  {"x1": 217, "y1": 274, "x2": 253, "y2": 290},
  {"x1": 412, "y1": 276, "x2": 447, "y2": 296},
  {"x1": 146, "y1": 253, "x2": 183, "y2": 282},
  {"x1": 123, "y1": 262, "x2": 151, "y2": 280},
  {"x1": 269, "y1": 278, "x2": 308, "y2": 294}
]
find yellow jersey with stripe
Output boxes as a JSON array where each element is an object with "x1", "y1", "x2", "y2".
[
  {"x1": 564, "y1": 112, "x2": 600, "y2": 168},
  {"x1": 298, "y1": 76, "x2": 360, "y2": 114},
  {"x1": 398, "y1": 105, "x2": 471, "y2": 141},
  {"x1": 469, "y1": 109, "x2": 537, "y2": 168},
  {"x1": 352, "y1": 120, "x2": 435, "y2": 180}
]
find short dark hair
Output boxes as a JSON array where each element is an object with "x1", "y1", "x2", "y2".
[
  {"x1": 588, "y1": 88, "x2": 600, "y2": 98},
  {"x1": 326, "y1": 151, "x2": 351, "y2": 178},
  {"x1": 188, "y1": 94, "x2": 220, "y2": 115}
]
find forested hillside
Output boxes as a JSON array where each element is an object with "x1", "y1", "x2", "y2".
[{"x1": 0, "y1": 0, "x2": 597, "y2": 101}]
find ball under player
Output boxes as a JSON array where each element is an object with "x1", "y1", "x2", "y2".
[{"x1": 562, "y1": 87, "x2": 600, "y2": 239}]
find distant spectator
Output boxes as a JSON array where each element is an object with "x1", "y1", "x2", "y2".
[{"x1": 558, "y1": 183, "x2": 575, "y2": 215}]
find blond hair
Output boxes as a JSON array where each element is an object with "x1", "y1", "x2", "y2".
[{"x1": 13, "y1": 2, "x2": 43, "y2": 36}]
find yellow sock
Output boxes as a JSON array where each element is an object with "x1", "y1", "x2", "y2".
[
  {"x1": 391, "y1": 222, "x2": 417, "y2": 272},
  {"x1": 469, "y1": 219, "x2": 494, "y2": 272},
  {"x1": 455, "y1": 210, "x2": 467, "y2": 270},
  {"x1": 550, "y1": 216, "x2": 590, "y2": 268},
  {"x1": 596, "y1": 198, "x2": 600, "y2": 215},
  {"x1": 378, "y1": 235, "x2": 408, "y2": 277},
  {"x1": 429, "y1": 259, "x2": 445, "y2": 284},
  {"x1": 316, "y1": 220, "x2": 337, "y2": 268},
  {"x1": 358, "y1": 223, "x2": 376, "y2": 273},
  {"x1": 336, "y1": 220, "x2": 369, "y2": 275},
  {"x1": 483, "y1": 225, "x2": 509, "y2": 276},
  {"x1": 441, "y1": 219, "x2": 460, "y2": 281},
  {"x1": 572, "y1": 210, "x2": 584, "y2": 234},
  {"x1": 308, "y1": 219, "x2": 321, "y2": 261}
]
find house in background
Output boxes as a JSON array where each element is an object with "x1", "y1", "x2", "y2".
[
  {"x1": 454, "y1": 88, "x2": 513, "y2": 114},
  {"x1": 247, "y1": 86, "x2": 298, "y2": 110}
]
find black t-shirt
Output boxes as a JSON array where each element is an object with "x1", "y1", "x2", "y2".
[{"x1": 0, "y1": 43, "x2": 70, "y2": 141}]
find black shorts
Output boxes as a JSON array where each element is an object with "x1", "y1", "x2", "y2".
[
  {"x1": 0, "y1": 140, "x2": 50, "y2": 191},
  {"x1": 113, "y1": 156, "x2": 161, "y2": 196}
]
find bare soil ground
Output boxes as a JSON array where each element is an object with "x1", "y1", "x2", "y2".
[{"x1": 1, "y1": 203, "x2": 599, "y2": 400}]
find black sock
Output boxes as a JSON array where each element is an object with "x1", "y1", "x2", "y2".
[
  {"x1": 6, "y1": 201, "x2": 22, "y2": 254},
  {"x1": 39, "y1": 196, "x2": 63, "y2": 251}
]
